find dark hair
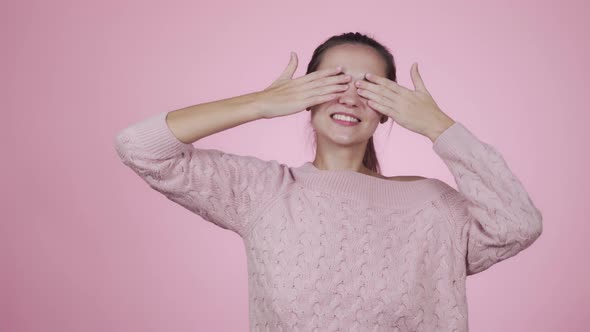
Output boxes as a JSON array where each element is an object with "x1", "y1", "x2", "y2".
[{"x1": 305, "y1": 32, "x2": 397, "y2": 174}]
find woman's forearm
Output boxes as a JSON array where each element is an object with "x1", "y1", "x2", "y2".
[{"x1": 165, "y1": 92, "x2": 263, "y2": 144}]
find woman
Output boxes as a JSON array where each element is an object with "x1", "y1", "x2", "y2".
[{"x1": 114, "y1": 32, "x2": 543, "y2": 331}]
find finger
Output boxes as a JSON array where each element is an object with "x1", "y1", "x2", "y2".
[
  {"x1": 303, "y1": 83, "x2": 349, "y2": 99},
  {"x1": 411, "y1": 62, "x2": 427, "y2": 92},
  {"x1": 357, "y1": 88, "x2": 397, "y2": 110},
  {"x1": 356, "y1": 82, "x2": 397, "y2": 105},
  {"x1": 296, "y1": 66, "x2": 343, "y2": 85},
  {"x1": 277, "y1": 51, "x2": 298, "y2": 81},
  {"x1": 306, "y1": 92, "x2": 342, "y2": 108},
  {"x1": 365, "y1": 72, "x2": 410, "y2": 95},
  {"x1": 366, "y1": 99, "x2": 395, "y2": 116},
  {"x1": 304, "y1": 73, "x2": 351, "y2": 90}
]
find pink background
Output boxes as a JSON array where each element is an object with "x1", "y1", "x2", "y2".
[{"x1": 3, "y1": 0, "x2": 588, "y2": 331}]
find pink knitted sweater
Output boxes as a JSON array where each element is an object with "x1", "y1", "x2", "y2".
[{"x1": 114, "y1": 111, "x2": 543, "y2": 331}]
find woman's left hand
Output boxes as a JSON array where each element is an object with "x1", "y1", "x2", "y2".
[{"x1": 355, "y1": 62, "x2": 456, "y2": 141}]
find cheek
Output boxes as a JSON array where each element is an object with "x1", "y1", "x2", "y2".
[{"x1": 364, "y1": 109, "x2": 382, "y2": 120}]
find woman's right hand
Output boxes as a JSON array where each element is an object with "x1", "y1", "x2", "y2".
[{"x1": 254, "y1": 52, "x2": 352, "y2": 119}]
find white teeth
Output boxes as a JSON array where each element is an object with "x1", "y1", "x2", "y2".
[{"x1": 332, "y1": 114, "x2": 360, "y2": 122}]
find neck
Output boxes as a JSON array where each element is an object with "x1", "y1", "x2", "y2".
[{"x1": 292, "y1": 161, "x2": 446, "y2": 209}]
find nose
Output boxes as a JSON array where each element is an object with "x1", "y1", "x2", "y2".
[{"x1": 337, "y1": 79, "x2": 364, "y2": 108}]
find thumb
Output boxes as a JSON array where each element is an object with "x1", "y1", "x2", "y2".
[
  {"x1": 410, "y1": 62, "x2": 427, "y2": 92},
  {"x1": 276, "y1": 51, "x2": 298, "y2": 81}
]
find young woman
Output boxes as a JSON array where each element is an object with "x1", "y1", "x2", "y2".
[{"x1": 114, "y1": 32, "x2": 543, "y2": 331}]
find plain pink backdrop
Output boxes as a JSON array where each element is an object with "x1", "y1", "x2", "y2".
[{"x1": 3, "y1": 0, "x2": 588, "y2": 331}]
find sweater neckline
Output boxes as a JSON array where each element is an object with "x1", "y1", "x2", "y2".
[{"x1": 291, "y1": 161, "x2": 446, "y2": 209}]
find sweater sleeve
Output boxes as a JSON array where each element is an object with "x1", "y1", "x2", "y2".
[
  {"x1": 113, "y1": 111, "x2": 286, "y2": 237},
  {"x1": 433, "y1": 121, "x2": 543, "y2": 276}
]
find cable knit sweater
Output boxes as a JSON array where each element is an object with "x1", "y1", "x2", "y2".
[{"x1": 114, "y1": 111, "x2": 543, "y2": 332}]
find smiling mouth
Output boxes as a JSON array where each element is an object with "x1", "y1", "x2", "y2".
[
  {"x1": 329, "y1": 113, "x2": 362, "y2": 123},
  {"x1": 330, "y1": 114, "x2": 361, "y2": 126}
]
